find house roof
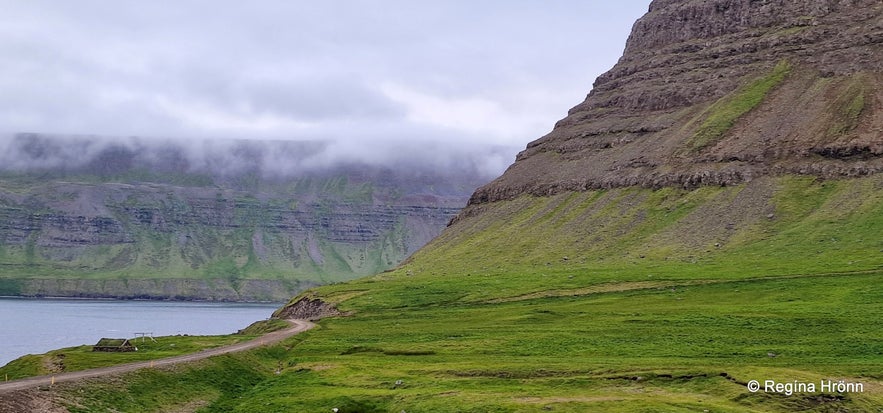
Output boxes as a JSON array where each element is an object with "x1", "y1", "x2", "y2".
[{"x1": 95, "y1": 338, "x2": 131, "y2": 347}]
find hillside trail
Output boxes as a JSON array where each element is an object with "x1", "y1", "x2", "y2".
[{"x1": 0, "y1": 319, "x2": 315, "y2": 395}]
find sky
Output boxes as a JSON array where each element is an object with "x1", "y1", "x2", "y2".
[{"x1": 0, "y1": 1, "x2": 650, "y2": 176}]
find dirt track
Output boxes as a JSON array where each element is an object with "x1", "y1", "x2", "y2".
[{"x1": 0, "y1": 319, "x2": 315, "y2": 395}]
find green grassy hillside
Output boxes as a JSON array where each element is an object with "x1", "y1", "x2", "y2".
[
  {"x1": 30, "y1": 174, "x2": 882, "y2": 412},
  {"x1": 403, "y1": 174, "x2": 883, "y2": 290}
]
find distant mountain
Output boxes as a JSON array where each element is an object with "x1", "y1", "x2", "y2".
[{"x1": 0, "y1": 134, "x2": 493, "y2": 301}]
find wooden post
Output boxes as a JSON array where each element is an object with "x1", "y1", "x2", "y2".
[{"x1": 51, "y1": 376, "x2": 55, "y2": 386}]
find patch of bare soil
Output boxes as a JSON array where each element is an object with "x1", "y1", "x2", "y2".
[
  {"x1": 42, "y1": 354, "x2": 66, "y2": 374},
  {"x1": 0, "y1": 388, "x2": 71, "y2": 413}
]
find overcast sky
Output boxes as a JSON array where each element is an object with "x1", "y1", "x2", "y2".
[{"x1": 0, "y1": 1, "x2": 649, "y2": 175}]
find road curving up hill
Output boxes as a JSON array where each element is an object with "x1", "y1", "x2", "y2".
[{"x1": 0, "y1": 319, "x2": 314, "y2": 395}]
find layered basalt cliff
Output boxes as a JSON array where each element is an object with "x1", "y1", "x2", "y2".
[
  {"x1": 0, "y1": 181, "x2": 464, "y2": 301},
  {"x1": 0, "y1": 136, "x2": 485, "y2": 301},
  {"x1": 468, "y1": 0, "x2": 883, "y2": 207}
]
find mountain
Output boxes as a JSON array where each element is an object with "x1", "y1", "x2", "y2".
[
  {"x1": 0, "y1": 134, "x2": 491, "y2": 301},
  {"x1": 4, "y1": 1, "x2": 883, "y2": 411},
  {"x1": 411, "y1": 0, "x2": 883, "y2": 277},
  {"x1": 471, "y1": 0, "x2": 881, "y2": 203}
]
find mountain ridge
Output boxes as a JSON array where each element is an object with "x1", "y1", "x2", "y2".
[
  {"x1": 467, "y1": 0, "x2": 882, "y2": 207},
  {"x1": 0, "y1": 134, "x2": 488, "y2": 301}
]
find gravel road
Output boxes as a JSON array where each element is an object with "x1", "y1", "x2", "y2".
[{"x1": 0, "y1": 319, "x2": 315, "y2": 394}]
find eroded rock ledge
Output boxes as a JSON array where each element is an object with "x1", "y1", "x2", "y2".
[{"x1": 273, "y1": 297, "x2": 342, "y2": 320}]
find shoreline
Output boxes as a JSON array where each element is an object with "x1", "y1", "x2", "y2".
[
  {"x1": 0, "y1": 276, "x2": 308, "y2": 303},
  {"x1": 0, "y1": 295, "x2": 286, "y2": 304},
  {"x1": 0, "y1": 299, "x2": 283, "y2": 368}
]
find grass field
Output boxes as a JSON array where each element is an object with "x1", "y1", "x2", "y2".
[
  {"x1": 252, "y1": 272, "x2": 883, "y2": 412},
  {"x1": 6, "y1": 175, "x2": 882, "y2": 412},
  {"x1": 41, "y1": 270, "x2": 881, "y2": 412}
]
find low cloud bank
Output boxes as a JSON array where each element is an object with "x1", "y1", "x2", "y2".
[{"x1": 0, "y1": 133, "x2": 518, "y2": 181}]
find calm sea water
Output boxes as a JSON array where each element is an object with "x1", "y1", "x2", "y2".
[{"x1": 0, "y1": 298, "x2": 280, "y2": 367}]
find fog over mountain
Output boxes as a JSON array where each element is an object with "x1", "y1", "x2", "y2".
[
  {"x1": 0, "y1": 132, "x2": 499, "y2": 301},
  {"x1": 0, "y1": 133, "x2": 513, "y2": 180}
]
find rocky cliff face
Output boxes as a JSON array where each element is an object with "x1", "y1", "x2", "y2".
[
  {"x1": 468, "y1": 0, "x2": 882, "y2": 207},
  {"x1": 0, "y1": 135, "x2": 486, "y2": 301},
  {"x1": 273, "y1": 296, "x2": 342, "y2": 320}
]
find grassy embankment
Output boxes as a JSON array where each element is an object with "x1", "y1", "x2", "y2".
[{"x1": 16, "y1": 174, "x2": 881, "y2": 412}]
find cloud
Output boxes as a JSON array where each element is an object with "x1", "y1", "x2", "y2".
[
  {"x1": 0, "y1": 1, "x2": 650, "y2": 176},
  {"x1": 0, "y1": 133, "x2": 515, "y2": 185}
]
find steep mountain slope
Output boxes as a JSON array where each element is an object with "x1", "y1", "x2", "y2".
[
  {"x1": 0, "y1": 135, "x2": 489, "y2": 301},
  {"x1": 470, "y1": 0, "x2": 882, "y2": 203},
  {"x1": 410, "y1": 0, "x2": 883, "y2": 287}
]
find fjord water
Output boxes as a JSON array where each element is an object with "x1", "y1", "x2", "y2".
[{"x1": 0, "y1": 298, "x2": 280, "y2": 366}]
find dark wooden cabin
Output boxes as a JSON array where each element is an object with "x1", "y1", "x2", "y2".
[{"x1": 92, "y1": 338, "x2": 136, "y2": 352}]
